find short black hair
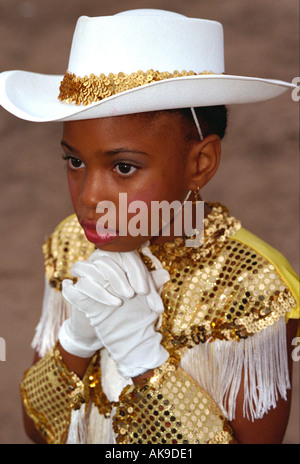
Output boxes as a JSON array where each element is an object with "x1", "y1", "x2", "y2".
[
  {"x1": 177, "y1": 106, "x2": 228, "y2": 140},
  {"x1": 136, "y1": 105, "x2": 228, "y2": 142}
]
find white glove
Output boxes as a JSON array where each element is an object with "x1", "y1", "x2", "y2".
[
  {"x1": 58, "y1": 305, "x2": 102, "y2": 358},
  {"x1": 62, "y1": 250, "x2": 170, "y2": 378},
  {"x1": 58, "y1": 248, "x2": 164, "y2": 359},
  {"x1": 74, "y1": 248, "x2": 153, "y2": 298}
]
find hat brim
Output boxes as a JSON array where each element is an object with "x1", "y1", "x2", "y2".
[{"x1": 0, "y1": 70, "x2": 295, "y2": 122}]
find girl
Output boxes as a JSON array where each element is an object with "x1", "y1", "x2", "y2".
[{"x1": 1, "y1": 9, "x2": 298, "y2": 444}]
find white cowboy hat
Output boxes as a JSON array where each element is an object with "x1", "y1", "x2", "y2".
[{"x1": 0, "y1": 9, "x2": 295, "y2": 122}]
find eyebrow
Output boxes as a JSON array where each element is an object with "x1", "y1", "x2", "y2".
[
  {"x1": 61, "y1": 140, "x2": 149, "y2": 157},
  {"x1": 105, "y1": 148, "x2": 150, "y2": 157},
  {"x1": 61, "y1": 140, "x2": 80, "y2": 155}
]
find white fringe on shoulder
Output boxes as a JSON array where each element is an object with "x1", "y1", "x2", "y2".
[
  {"x1": 180, "y1": 316, "x2": 290, "y2": 421},
  {"x1": 31, "y1": 276, "x2": 71, "y2": 357}
]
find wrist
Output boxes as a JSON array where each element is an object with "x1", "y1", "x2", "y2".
[
  {"x1": 58, "y1": 342, "x2": 92, "y2": 379},
  {"x1": 132, "y1": 369, "x2": 154, "y2": 385},
  {"x1": 58, "y1": 315, "x2": 102, "y2": 359}
]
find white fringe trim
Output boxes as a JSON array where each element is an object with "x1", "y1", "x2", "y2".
[
  {"x1": 87, "y1": 404, "x2": 111, "y2": 443},
  {"x1": 66, "y1": 406, "x2": 87, "y2": 444},
  {"x1": 100, "y1": 349, "x2": 132, "y2": 402},
  {"x1": 180, "y1": 316, "x2": 290, "y2": 421},
  {"x1": 66, "y1": 403, "x2": 112, "y2": 444},
  {"x1": 31, "y1": 276, "x2": 71, "y2": 357}
]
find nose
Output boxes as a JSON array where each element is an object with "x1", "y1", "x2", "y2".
[{"x1": 79, "y1": 170, "x2": 108, "y2": 210}]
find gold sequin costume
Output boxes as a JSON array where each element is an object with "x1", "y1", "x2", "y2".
[{"x1": 21, "y1": 203, "x2": 299, "y2": 444}]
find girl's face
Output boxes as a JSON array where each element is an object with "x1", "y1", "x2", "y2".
[{"x1": 61, "y1": 112, "x2": 195, "y2": 252}]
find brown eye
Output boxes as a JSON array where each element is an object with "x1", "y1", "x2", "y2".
[
  {"x1": 70, "y1": 157, "x2": 83, "y2": 169},
  {"x1": 62, "y1": 155, "x2": 85, "y2": 170},
  {"x1": 114, "y1": 162, "x2": 138, "y2": 176}
]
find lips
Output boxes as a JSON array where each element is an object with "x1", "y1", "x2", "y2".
[{"x1": 81, "y1": 219, "x2": 118, "y2": 245}]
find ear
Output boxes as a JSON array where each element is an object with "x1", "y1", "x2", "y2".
[{"x1": 187, "y1": 134, "x2": 221, "y2": 190}]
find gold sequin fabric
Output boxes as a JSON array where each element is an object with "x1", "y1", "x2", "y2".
[
  {"x1": 20, "y1": 346, "x2": 112, "y2": 444},
  {"x1": 58, "y1": 69, "x2": 215, "y2": 106},
  {"x1": 20, "y1": 344, "x2": 85, "y2": 444},
  {"x1": 84, "y1": 353, "x2": 112, "y2": 419},
  {"x1": 43, "y1": 215, "x2": 95, "y2": 291},
  {"x1": 143, "y1": 204, "x2": 295, "y2": 353},
  {"x1": 113, "y1": 364, "x2": 233, "y2": 444}
]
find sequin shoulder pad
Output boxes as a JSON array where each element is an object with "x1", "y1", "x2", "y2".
[
  {"x1": 43, "y1": 214, "x2": 95, "y2": 290},
  {"x1": 145, "y1": 205, "x2": 297, "y2": 345}
]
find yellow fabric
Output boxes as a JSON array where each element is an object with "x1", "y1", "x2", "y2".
[{"x1": 230, "y1": 228, "x2": 299, "y2": 321}]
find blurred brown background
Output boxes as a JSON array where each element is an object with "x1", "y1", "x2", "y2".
[{"x1": 0, "y1": 0, "x2": 299, "y2": 444}]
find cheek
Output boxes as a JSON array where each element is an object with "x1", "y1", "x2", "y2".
[
  {"x1": 124, "y1": 183, "x2": 185, "y2": 231},
  {"x1": 126, "y1": 175, "x2": 188, "y2": 212},
  {"x1": 126, "y1": 184, "x2": 166, "y2": 213},
  {"x1": 67, "y1": 175, "x2": 80, "y2": 208}
]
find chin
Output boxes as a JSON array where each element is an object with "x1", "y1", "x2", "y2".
[{"x1": 94, "y1": 237, "x2": 149, "y2": 252}]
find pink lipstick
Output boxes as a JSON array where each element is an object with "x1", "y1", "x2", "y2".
[{"x1": 81, "y1": 220, "x2": 118, "y2": 245}]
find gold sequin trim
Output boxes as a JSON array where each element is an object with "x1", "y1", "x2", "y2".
[
  {"x1": 84, "y1": 353, "x2": 112, "y2": 418},
  {"x1": 147, "y1": 202, "x2": 242, "y2": 269},
  {"x1": 20, "y1": 343, "x2": 85, "y2": 444},
  {"x1": 43, "y1": 214, "x2": 95, "y2": 291},
  {"x1": 113, "y1": 364, "x2": 233, "y2": 444},
  {"x1": 20, "y1": 344, "x2": 111, "y2": 443},
  {"x1": 58, "y1": 69, "x2": 215, "y2": 106}
]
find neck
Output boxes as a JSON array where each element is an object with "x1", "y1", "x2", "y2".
[{"x1": 150, "y1": 195, "x2": 211, "y2": 246}]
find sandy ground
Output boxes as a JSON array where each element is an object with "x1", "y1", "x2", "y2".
[{"x1": 0, "y1": 0, "x2": 299, "y2": 444}]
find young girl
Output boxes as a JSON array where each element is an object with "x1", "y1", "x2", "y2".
[{"x1": 1, "y1": 9, "x2": 298, "y2": 445}]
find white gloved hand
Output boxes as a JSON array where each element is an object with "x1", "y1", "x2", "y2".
[
  {"x1": 58, "y1": 304, "x2": 102, "y2": 358},
  {"x1": 62, "y1": 250, "x2": 170, "y2": 378},
  {"x1": 58, "y1": 248, "x2": 166, "y2": 359},
  {"x1": 72, "y1": 248, "x2": 153, "y2": 298}
]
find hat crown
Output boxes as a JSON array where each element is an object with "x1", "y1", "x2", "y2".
[{"x1": 67, "y1": 9, "x2": 225, "y2": 76}]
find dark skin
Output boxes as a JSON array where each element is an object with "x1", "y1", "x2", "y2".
[{"x1": 23, "y1": 112, "x2": 298, "y2": 443}]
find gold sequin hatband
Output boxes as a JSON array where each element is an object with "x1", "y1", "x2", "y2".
[{"x1": 58, "y1": 69, "x2": 216, "y2": 106}]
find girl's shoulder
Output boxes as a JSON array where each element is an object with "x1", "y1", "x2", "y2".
[{"x1": 230, "y1": 227, "x2": 299, "y2": 321}]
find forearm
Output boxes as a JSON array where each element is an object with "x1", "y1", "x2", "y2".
[{"x1": 23, "y1": 403, "x2": 47, "y2": 444}]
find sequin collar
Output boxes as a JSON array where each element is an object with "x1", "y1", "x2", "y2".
[{"x1": 148, "y1": 202, "x2": 241, "y2": 265}]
